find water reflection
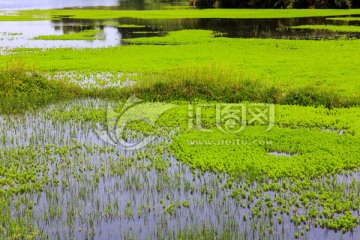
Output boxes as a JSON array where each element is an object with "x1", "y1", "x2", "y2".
[
  {"x1": 1, "y1": 98, "x2": 359, "y2": 239},
  {"x1": 0, "y1": 0, "x2": 120, "y2": 10},
  {"x1": 119, "y1": 16, "x2": 360, "y2": 39},
  {"x1": 0, "y1": 0, "x2": 187, "y2": 10},
  {"x1": 1, "y1": 15, "x2": 360, "y2": 51},
  {"x1": 0, "y1": 21, "x2": 121, "y2": 49}
]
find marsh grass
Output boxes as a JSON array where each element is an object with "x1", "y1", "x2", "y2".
[
  {"x1": 1, "y1": 62, "x2": 358, "y2": 113},
  {"x1": 1, "y1": 99, "x2": 360, "y2": 239},
  {"x1": 0, "y1": 59, "x2": 82, "y2": 98},
  {"x1": 284, "y1": 85, "x2": 359, "y2": 108},
  {"x1": 3, "y1": 9, "x2": 360, "y2": 22},
  {"x1": 0, "y1": 59, "x2": 83, "y2": 113},
  {"x1": 291, "y1": 24, "x2": 360, "y2": 32},
  {"x1": 120, "y1": 65, "x2": 359, "y2": 108}
]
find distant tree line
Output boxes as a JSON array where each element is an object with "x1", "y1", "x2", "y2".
[{"x1": 189, "y1": 0, "x2": 360, "y2": 9}]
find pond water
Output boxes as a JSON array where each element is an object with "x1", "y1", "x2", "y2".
[
  {"x1": 0, "y1": 21, "x2": 121, "y2": 49},
  {"x1": 1, "y1": 1, "x2": 360, "y2": 50},
  {"x1": 1, "y1": 15, "x2": 360, "y2": 51},
  {"x1": 0, "y1": 0, "x2": 187, "y2": 10},
  {"x1": 1, "y1": 2, "x2": 360, "y2": 239},
  {"x1": 1, "y1": 99, "x2": 359, "y2": 239},
  {"x1": 0, "y1": 0, "x2": 120, "y2": 10}
]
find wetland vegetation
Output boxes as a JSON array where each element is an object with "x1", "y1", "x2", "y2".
[{"x1": 1, "y1": 4, "x2": 360, "y2": 240}]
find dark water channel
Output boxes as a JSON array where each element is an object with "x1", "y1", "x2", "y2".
[{"x1": 52, "y1": 14, "x2": 360, "y2": 41}]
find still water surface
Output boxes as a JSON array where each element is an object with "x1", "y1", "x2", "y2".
[{"x1": 0, "y1": 0, "x2": 120, "y2": 10}]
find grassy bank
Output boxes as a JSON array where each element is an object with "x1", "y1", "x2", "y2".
[
  {"x1": 1, "y1": 30, "x2": 359, "y2": 106},
  {"x1": 327, "y1": 17, "x2": 360, "y2": 21},
  {"x1": 116, "y1": 66, "x2": 357, "y2": 108},
  {"x1": 1, "y1": 61, "x2": 358, "y2": 110},
  {"x1": 0, "y1": 60, "x2": 83, "y2": 113},
  {"x1": 291, "y1": 24, "x2": 360, "y2": 32},
  {"x1": 0, "y1": 60, "x2": 82, "y2": 98},
  {"x1": 2, "y1": 9, "x2": 360, "y2": 21}
]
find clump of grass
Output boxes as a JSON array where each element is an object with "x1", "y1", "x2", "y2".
[
  {"x1": 0, "y1": 59, "x2": 82, "y2": 98},
  {"x1": 1, "y1": 61, "x2": 357, "y2": 111},
  {"x1": 121, "y1": 65, "x2": 280, "y2": 103},
  {"x1": 0, "y1": 59, "x2": 83, "y2": 113},
  {"x1": 290, "y1": 24, "x2": 360, "y2": 33},
  {"x1": 284, "y1": 85, "x2": 357, "y2": 108},
  {"x1": 119, "y1": 65, "x2": 358, "y2": 108}
]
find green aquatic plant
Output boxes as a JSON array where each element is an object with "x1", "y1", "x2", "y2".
[
  {"x1": 1, "y1": 30, "x2": 360, "y2": 107},
  {"x1": 167, "y1": 102, "x2": 360, "y2": 181},
  {"x1": 326, "y1": 17, "x2": 360, "y2": 21},
  {"x1": 0, "y1": 59, "x2": 85, "y2": 113},
  {"x1": 126, "y1": 30, "x2": 215, "y2": 45},
  {"x1": 0, "y1": 59, "x2": 78, "y2": 98},
  {"x1": 33, "y1": 29, "x2": 104, "y2": 41},
  {"x1": 120, "y1": 65, "x2": 358, "y2": 108},
  {"x1": 3, "y1": 9, "x2": 360, "y2": 22},
  {"x1": 291, "y1": 24, "x2": 360, "y2": 32},
  {"x1": 1, "y1": 8, "x2": 360, "y2": 238}
]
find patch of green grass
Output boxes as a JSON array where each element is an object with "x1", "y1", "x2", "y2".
[
  {"x1": 172, "y1": 126, "x2": 360, "y2": 180},
  {"x1": 326, "y1": 17, "x2": 360, "y2": 21},
  {"x1": 0, "y1": 59, "x2": 84, "y2": 113},
  {"x1": 2, "y1": 9, "x2": 360, "y2": 21},
  {"x1": 0, "y1": 59, "x2": 82, "y2": 98},
  {"x1": 163, "y1": 5, "x2": 193, "y2": 10},
  {"x1": 126, "y1": 30, "x2": 215, "y2": 45},
  {"x1": 1, "y1": 30, "x2": 359, "y2": 103},
  {"x1": 103, "y1": 21, "x2": 146, "y2": 28},
  {"x1": 161, "y1": 103, "x2": 360, "y2": 181},
  {"x1": 291, "y1": 24, "x2": 360, "y2": 32},
  {"x1": 117, "y1": 24, "x2": 146, "y2": 28},
  {"x1": 33, "y1": 29, "x2": 103, "y2": 41},
  {"x1": 132, "y1": 31, "x2": 161, "y2": 34},
  {"x1": 118, "y1": 65, "x2": 356, "y2": 108}
]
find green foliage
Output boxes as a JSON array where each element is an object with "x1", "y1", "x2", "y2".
[
  {"x1": 1, "y1": 30, "x2": 360, "y2": 108},
  {"x1": 0, "y1": 59, "x2": 81, "y2": 99},
  {"x1": 324, "y1": 211, "x2": 359, "y2": 231},
  {"x1": 34, "y1": 30, "x2": 103, "y2": 41},
  {"x1": 327, "y1": 17, "x2": 360, "y2": 21},
  {"x1": 188, "y1": 0, "x2": 216, "y2": 8},
  {"x1": 171, "y1": 126, "x2": 360, "y2": 181},
  {"x1": 2, "y1": 7, "x2": 360, "y2": 239},
  {"x1": 2, "y1": 9, "x2": 360, "y2": 22},
  {"x1": 218, "y1": 0, "x2": 357, "y2": 8},
  {"x1": 158, "y1": 103, "x2": 360, "y2": 181},
  {"x1": 291, "y1": 24, "x2": 360, "y2": 32},
  {"x1": 0, "y1": 59, "x2": 84, "y2": 113},
  {"x1": 126, "y1": 29, "x2": 215, "y2": 45},
  {"x1": 103, "y1": 21, "x2": 146, "y2": 28},
  {"x1": 117, "y1": 65, "x2": 357, "y2": 108}
]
